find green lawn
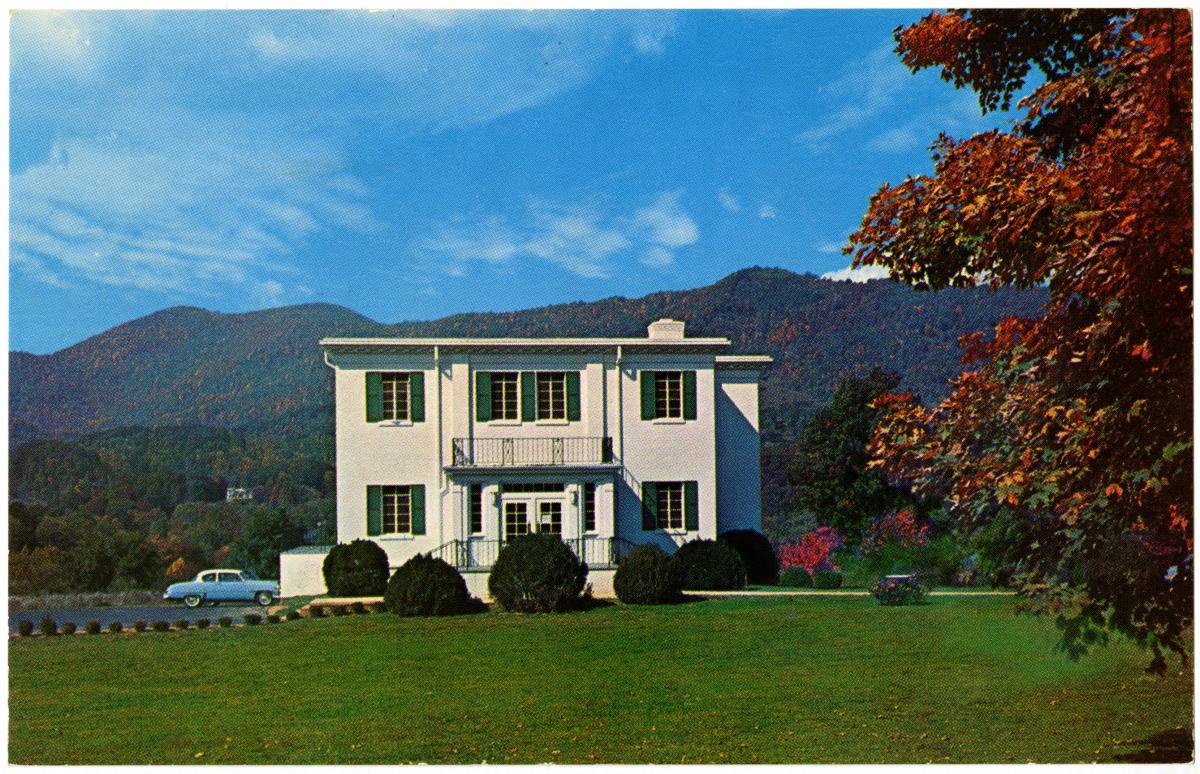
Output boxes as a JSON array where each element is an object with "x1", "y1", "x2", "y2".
[{"x1": 9, "y1": 596, "x2": 1192, "y2": 764}]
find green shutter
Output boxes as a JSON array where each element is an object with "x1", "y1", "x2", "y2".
[
  {"x1": 367, "y1": 485, "x2": 382, "y2": 536},
  {"x1": 410, "y1": 485, "x2": 425, "y2": 535},
  {"x1": 640, "y1": 371, "x2": 656, "y2": 420},
  {"x1": 641, "y1": 482, "x2": 658, "y2": 531},
  {"x1": 476, "y1": 372, "x2": 492, "y2": 422},
  {"x1": 521, "y1": 372, "x2": 536, "y2": 422},
  {"x1": 365, "y1": 372, "x2": 382, "y2": 423},
  {"x1": 566, "y1": 371, "x2": 581, "y2": 421},
  {"x1": 409, "y1": 372, "x2": 425, "y2": 422},
  {"x1": 683, "y1": 370, "x2": 697, "y2": 420},
  {"x1": 684, "y1": 481, "x2": 699, "y2": 531}
]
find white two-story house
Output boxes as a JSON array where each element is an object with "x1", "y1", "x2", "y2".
[{"x1": 279, "y1": 319, "x2": 771, "y2": 598}]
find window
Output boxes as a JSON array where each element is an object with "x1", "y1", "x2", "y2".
[
  {"x1": 201, "y1": 573, "x2": 217, "y2": 584},
  {"x1": 500, "y1": 482, "x2": 566, "y2": 493},
  {"x1": 380, "y1": 373, "x2": 410, "y2": 421},
  {"x1": 490, "y1": 373, "x2": 519, "y2": 421},
  {"x1": 382, "y1": 485, "x2": 413, "y2": 534},
  {"x1": 537, "y1": 502, "x2": 563, "y2": 535},
  {"x1": 218, "y1": 572, "x2": 241, "y2": 583},
  {"x1": 504, "y1": 502, "x2": 529, "y2": 540},
  {"x1": 654, "y1": 371, "x2": 683, "y2": 419},
  {"x1": 656, "y1": 482, "x2": 685, "y2": 530},
  {"x1": 582, "y1": 483, "x2": 596, "y2": 532},
  {"x1": 469, "y1": 485, "x2": 483, "y2": 535},
  {"x1": 536, "y1": 372, "x2": 567, "y2": 420}
]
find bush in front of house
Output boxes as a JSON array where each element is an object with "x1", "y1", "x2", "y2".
[
  {"x1": 39, "y1": 618, "x2": 57, "y2": 637},
  {"x1": 812, "y1": 571, "x2": 844, "y2": 589},
  {"x1": 196, "y1": 618, "x2": 210, "y2": 629},
  {"x1": 151, "y1": 620, "x2": 170, "y2": 632},
  {"x1": 332, "y1": 605, "x2": 349, "y2": 616},
  {"x1": 613, "y1": 544, "x2": 683, "y2": 605},
  {"x1": 308, "y1": 605, "x2": 327, "y2": 618},
  {"x1": 18, "y1": 620, "x2": 34, "y2": 637},
  {"x1": 218, "y1": 616, "x2": 233, "y2": 628},
  {"x1": 719, "y1": 529, "x2": 779, "y2": 585},
  {"x1": 267, "y1": 614, "x2": 281, "y2": 624},
  {"x1": 108, "y1": 622, "x2": 123, "y2": 634},
  {"x1": 779, "y1": 567, "x2": 813, "y2": 588},
  {"x1": 489, "y1": 533, "x2": 588, "y2": 613},
  {"x1": 244, "y1": 613, "x2": 262, "y2": 626},
  {"x1": 872, "y1": 574, "x2": 926, "y2": 606},
  {"x1": 285, "y1": 610, "x2": 302, "y2": 621},
  {"x1": 133, "y1": 620, "x2": 147, "y2": 632},
  {"x1": 674, "y1": 539, "x2": 746, "y2": 590},
  {"x1": 349, "y1": 602, "x2": 366, "y2": 615},
  {"x1": 174, "y1": 619, "x2": 190, "y2": 631},
  {"x1": 322, "y1": 539, "x2": 391, "y2": 597},
  {"x1": 85, "y1": 620, "x2": 102, "y2": 635},
  {"x1": 385, "y1": 554, "x2": 477, "y2": 616},
  {"x1": 61, "y1": 622, "x2": 78, "y2": 635}
]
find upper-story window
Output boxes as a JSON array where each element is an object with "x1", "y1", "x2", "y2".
[
  {"x1": 490, "y1": 373, "x2": 520, "y2": 421},
  {"x1": 366, "y1": 372, "x2": 425, "y2": 423},
  {"x1": 537, "y1": 372, "x2": 567, "y2": 420},
  {"x1": 640, "y1": 370, "x2": 697, "y2": 421},
  {"x1": 476, "y1": 371, "x2": 581, "y2": 422}
]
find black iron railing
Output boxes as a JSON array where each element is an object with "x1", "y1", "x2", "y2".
[
  {"x1": 430, "y1": 536, "x2": 635, "y2": 570},
  {"x1": 450, "y1": 436, "x2": 613, "y2": 467}
]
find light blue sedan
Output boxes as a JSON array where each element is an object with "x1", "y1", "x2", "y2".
[{"x1": 163, "y1": 569, "x2": 279, "y2": 608}]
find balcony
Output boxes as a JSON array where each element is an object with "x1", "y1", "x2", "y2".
[{"x1": 450, "y1": 436, "x2": 614, "y2": 468}]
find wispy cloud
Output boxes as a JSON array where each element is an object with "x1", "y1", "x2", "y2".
[
  {"x1": 822, "y1": 264, "x2": 891, "y2": 283},
  {"x1": 717, "y1": 189, "x2": 741, "y2": 213},
  {"x1": 817, "y1": 241, "x2": 845, "y2": 255},
  {"x1": 10, "y1": 114, "x2": 380, "y2": 301},
  {"x1": 417, "y1": 191, "x2": 698, "y2": 279},
  {"x1": 758, "y1": 204, "x2": 779, "y2": 220}
]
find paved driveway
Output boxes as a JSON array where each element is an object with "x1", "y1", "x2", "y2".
[{"x1": 9, "y1": 603, "x2": 269, "y2": 633}]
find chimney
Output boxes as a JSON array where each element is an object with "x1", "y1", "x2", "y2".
[{"x1": 647, "y1": 318, "x2": 686, "y2": 340}]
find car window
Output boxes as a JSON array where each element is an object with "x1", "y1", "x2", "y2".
[
  {"x1": 201, "y1": 573, "x2": 217, "y2": 583},
  {"x1": 241, "y1": 569, "x2": 259, "y2": 580},
  {"x1": 218, "y1": 572, "x2": 242, "y2": 583}
]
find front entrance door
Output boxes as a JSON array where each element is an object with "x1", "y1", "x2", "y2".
[{"x1": 502, "y1": 495, "x2": 565, "y2": 539}]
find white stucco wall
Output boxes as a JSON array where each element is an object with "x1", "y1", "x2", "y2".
[
  {"x1": 280, "y1": 550, "x2": 330, "y2": 597},
  {"x1": 715, "y1": 369, "x2": 764, "y2": 533}
]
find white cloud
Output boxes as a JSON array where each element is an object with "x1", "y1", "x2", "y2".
[
  {"x1": 759, "y1": 204, "x2": 779, "y2": 220},
  {"x1": 10, "y1": 115, "x2": 380, "y2": 303},
  {"x1": 417, "y1": 191, "x2": 698, "y2": 279},
  {"x1": 717, "y1": 189, "x2": 741, "y2": 214},
  {"x1": 822, "y1": 264, "x2": 891, "y2": 283},
  {"x1": 817, "y1": 241, "x2": 845, "y2": 255}
]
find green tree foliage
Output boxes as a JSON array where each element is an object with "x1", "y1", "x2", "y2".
[
  {"x1": 788, "y1": 369, "x2": 923, "y2": 541},
  {"x1": 230, "y1": 510, "x2": 305, "y2": 580}
]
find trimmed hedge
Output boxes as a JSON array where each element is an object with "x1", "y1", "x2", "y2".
[
  {"x1": 488, "y1": 533, "x2": 588, "y2": 613},
  {"x1": 151, "y1": 620, "x2": 170, "y2": 632},
  {"x1": 719, "y1": 529, "x2": 779, "y2": 585},
  {"x1": 285, "y1": 610, "x2": 302, "y2": 621},
  {"x1": 39, "y1": 618, "x2": 57, "y2": 637},
  {"x1": 244, "y1": 613, "x2": 262, "y2": 626},
  {"x1": 323, "y1": 539, "x2": 390, "y2": 597},
  {"x1": 61, "y1": 622, "x2": 78, "y2": 635},
  {"x1": 18, "y1": 620, "x2": 33, "y2": 637},
  {"x1": 779, "y1": 567, "x2": 813, "y2": 588},
  {"x1": 613, "y1": 544, "x2": 683, "y2": 605},
  {"x1": 308, "y1": 605, "x2": 327, "y2": 618},
  {"x1": 218, "y1": 616, "x2": 233, "y2": 628},
  {"x1": 812, "y1": 571, "x2": 844, "y2": 589},
  {"x1": 196, "y1": 618, "x2": 211, "y2": 629},
  {"x1": 133, "y1": 620, "x2": 147, "y2": 632},
  {"x1": 174, "y1": 619, "x2": 190, "y2": 631},
  {"x1": 385, "y1": 554, "x2": 479, "y2": 616},
  {"x1": 675, "y1": 539, "x2": 746, "y2": 590},
  {"x1": 267, "y1": 614, "x2": 281, "y2": 624},
  {"x1": 85, "y1": 620, "x2": 102, "y2": 635},
  {"x1": 108, "y1": 622, "x2": 123, "y2": 634},
  {"x1": 872, "y1": 574, "x2": 925, "y2": 606}
]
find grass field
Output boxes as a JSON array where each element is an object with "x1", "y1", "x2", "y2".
[{"x1": 8, "y1": 596, "x2": 1192, "y2": 764}]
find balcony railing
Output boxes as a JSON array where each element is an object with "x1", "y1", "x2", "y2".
[
  {"x1": 450, "y1": 436, "x2": 614, "y2": 467},
  {"x1": 430, "y1": 536, "x2": 635, "y2": 571}
]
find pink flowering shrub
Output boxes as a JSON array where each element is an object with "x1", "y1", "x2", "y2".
[
  {"x1": 778, "y1": 527, "x2": 844, "y2": 574},
  {"x1": 861, "y1": 509, "x2": 930, "y2": 554}
]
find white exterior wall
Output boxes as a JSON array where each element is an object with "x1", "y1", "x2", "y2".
[
  {"x1": 279, "y1": 551, "x2": 329, "y2": 597},
  {"x1": 715, "y1": 368, "x2": 764, "y2": 532}
]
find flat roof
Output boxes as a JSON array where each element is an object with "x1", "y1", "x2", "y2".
[{"x1": 320, "y1": 335, "x2": 733, "y2": 348}]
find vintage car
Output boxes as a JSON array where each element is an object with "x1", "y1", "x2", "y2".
[{"x1": 163, "y1": 569, "x2": 279, "y2": 608}]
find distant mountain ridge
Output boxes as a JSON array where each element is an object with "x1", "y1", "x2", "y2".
[{"x1": 10, "y1": 267, "x2": 1047, "y2": 450}]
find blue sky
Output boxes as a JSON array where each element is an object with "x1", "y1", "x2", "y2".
[{"x1": 10, "y1": 10, "x2": 1011, "y2": 354}]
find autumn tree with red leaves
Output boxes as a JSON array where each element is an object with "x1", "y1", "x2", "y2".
[{"x1": 848, "y1": 10, "x2": 1192, "y2": 671}]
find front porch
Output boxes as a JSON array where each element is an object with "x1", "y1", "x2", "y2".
[{"x1": 429, "y1": 535, "x2": 635, "y2": 571}]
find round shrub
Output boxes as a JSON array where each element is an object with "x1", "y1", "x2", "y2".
[
  {"x1": 674, "y1": 539, "x2": 746, "y2": 590},
  {"x1": 285, "y1": 610, "x2": 302, "y2": 621},
  {"x1": 488, "y1": 533, "x2": 588, "y2": 613},
  {"x1": 84, "y1": 620, "x2": 102, "y2": 635},
  {"x1": 779, "y1": 567, "x2": 813, "y2": 588},
  {"x1": 244, "y1": 613, "x2": 262, "y2": 626},
  {"x1": 39, "y1": 618, "x2": 57, "y2": 637},
  {"x1": 719, "y1": 530, "x2": 779, "y2": 585},
  {"x1": 218, "y1": 616, "x2": 233, "y2": 628},
  {"x1": 349, "y1": 601, "x2": 366, "y2": 615},
  {"x1": 332, "y1": 605, "x2": 349, "y2": 616},
  {"x1": 267, "y1": 614, "x2": 281, "y2": 624},
  {"x1": 133, "y1": 620, "x2": 147, "y2": 632},
  {"x1": 151, "y1": 620, "x2": 170, "y2": 632},
  {"x1": 308, "y1": 605, "x2": 327, "y2": 618},
  {"x1": 613, "y1": 544, "x2": 683, "y2": 605},
  {"x1": 18, "y1": 620, "x2": 34, "y2": 637},
  {"x1": 107, "y1": 622, "x2": 123, "y2": 634},
  {"x1": 195, "y1": 618, "x2": 211, "y2": 629},
  {"x1": 812, "y1": 571, "x2": 844, "y2": 589},
  {"x1": 872, "y1": 574, "x2": 926, "y2": 606},
  {"x1": 369, "y1": 602, "x2": 386, "y2": 613},
  {"x1": 385, "y1": 554, "x2": 475, "y2": 616},
  {"x1": 61, "y1": 622, "x2": 78, "y2": 635},
  {"x1": 322, "y1": 539, "x2": 390, "y2": 597},
  {"x1": 174, "y1": 619, "x2": 190, "y2": 631}
]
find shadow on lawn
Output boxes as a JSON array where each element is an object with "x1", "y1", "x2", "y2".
[{"x1": 1112, "y1": 727, "x2": 1193, "y2": 763}]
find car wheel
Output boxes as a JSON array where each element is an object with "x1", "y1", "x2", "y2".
[
  {"x1": 183, "y1": 594, "x2": 203, "y2": 609},
  {"x1": 255, "y1": 591, "x2": 273, "y2": 607}
]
